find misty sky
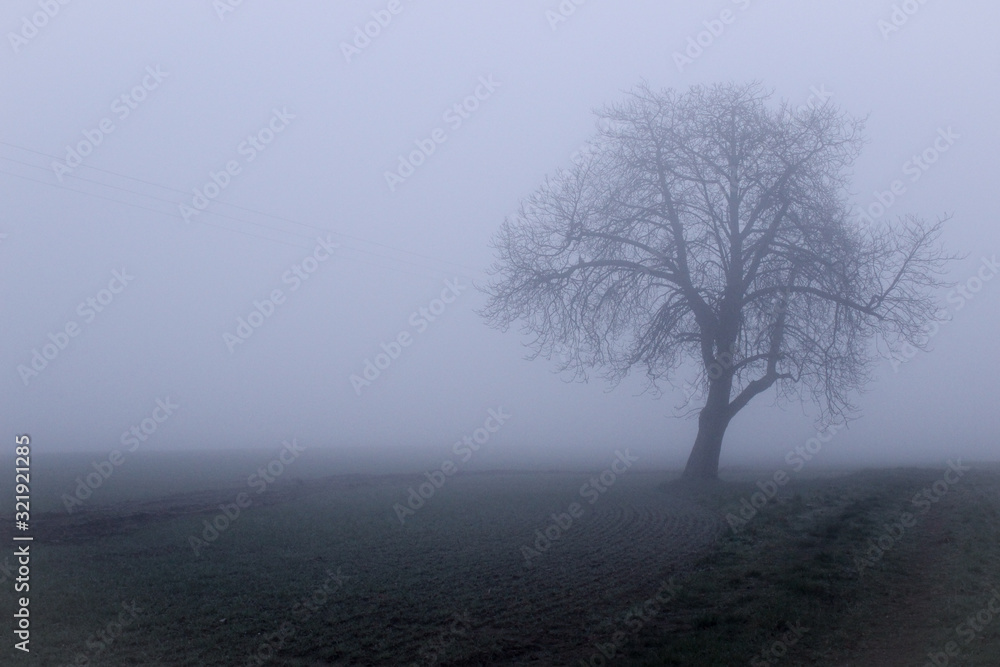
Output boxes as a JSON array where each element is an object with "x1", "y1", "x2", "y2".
[{"x1": 2, "y1": 1, "x2": 998, "y2": 472}]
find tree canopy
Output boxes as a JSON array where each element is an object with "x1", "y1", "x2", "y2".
[{"x1": 481, "y1": 82, "x2": 954, "y2": 480}]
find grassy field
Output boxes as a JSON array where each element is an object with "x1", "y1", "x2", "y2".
[{"x1": 2, "y1": 453, "x2": 1000, "y2": 665}]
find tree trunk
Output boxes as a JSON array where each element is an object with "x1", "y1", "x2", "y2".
[{"x1": 682, "y1": 379, "x2": 732, "y2": 480}]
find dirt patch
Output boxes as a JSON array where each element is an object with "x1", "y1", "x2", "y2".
[{"x1": 0, "y1": 474, "x2": 386, "y2": 544}]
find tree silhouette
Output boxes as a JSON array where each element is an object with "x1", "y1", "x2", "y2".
[{"x1": 481, "y1": 82, "x2": 955, "y2": 480}]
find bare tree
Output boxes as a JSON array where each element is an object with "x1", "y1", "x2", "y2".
[{"x1": 480, "y1": 82, "x2": 955, "y2": 480}]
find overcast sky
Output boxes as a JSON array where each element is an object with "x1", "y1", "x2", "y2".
[{"x1": 2, "y1": 1, "x2": 998, "y2": 473}]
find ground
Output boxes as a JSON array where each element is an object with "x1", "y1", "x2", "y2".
[{"x1": 2, "y1": 458, "x2": 999, "y2": 665}]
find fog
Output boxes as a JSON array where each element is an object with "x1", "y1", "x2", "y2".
[{"x1": 3, "y1": 0, "x2": 998, "y2": 474}]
